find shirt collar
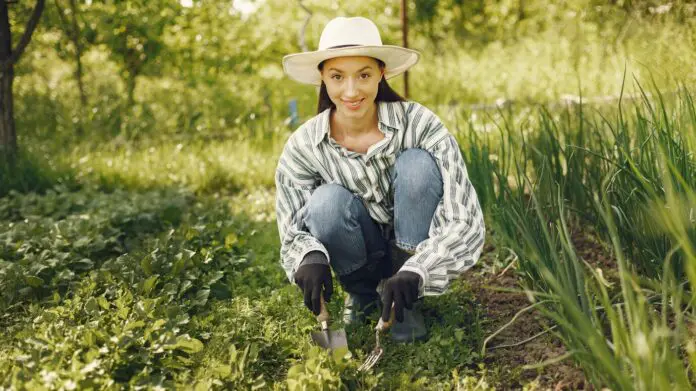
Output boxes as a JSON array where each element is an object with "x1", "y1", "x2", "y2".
[{"x1": 313, "y1": 101, "x2": 404, "y2": 146}]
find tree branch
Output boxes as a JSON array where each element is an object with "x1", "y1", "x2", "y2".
[
  {"x1": 53, "y1": 0, "x2": 69, "y2": 31},
  {"x1": 1, "y1": 0, "x2": 46, "y2": 72},
  {"x1": 296, "y1": 0, "x2": 312, "y2": 52}
]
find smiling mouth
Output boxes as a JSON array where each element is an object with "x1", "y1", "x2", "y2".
[{"x1": 343, "y1": 99, "x2": 364, "y2": 109}]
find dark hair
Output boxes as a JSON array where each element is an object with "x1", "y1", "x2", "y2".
[{"x1": 316, "y1": 58, "x2": 406, "y2": 114}]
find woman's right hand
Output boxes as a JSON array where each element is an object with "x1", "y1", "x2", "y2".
[{"x1": 294, "y1": 262, "x2": 333, "y2": 315}]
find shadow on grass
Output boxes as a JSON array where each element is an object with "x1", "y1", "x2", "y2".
[{"x1": 0, "y1": 149, "x2": 79, "y2": 197}]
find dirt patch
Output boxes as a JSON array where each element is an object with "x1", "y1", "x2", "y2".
[
  {"x1": 466, "y1": 231, "x2": 614, "y2": 390},
  {"x1": 570, "y1": 228, "x2": 617, "y2": 275},
  {"x1": 468, "y1": 270, "x2": 589, "y2": 390}
]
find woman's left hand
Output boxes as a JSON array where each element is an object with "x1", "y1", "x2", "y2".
[{"x1": 380, "y1": 271, "x2": 421, "y2": 322}]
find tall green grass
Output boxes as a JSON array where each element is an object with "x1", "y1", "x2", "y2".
[{"x1": 461, "y1": 83, "x2": 696, "y2": 389}]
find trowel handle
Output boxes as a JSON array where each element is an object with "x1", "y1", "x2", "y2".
[
  {"x1": 376, "y1": 303, "x2": 396, "y2": 332},
  {"x1": 316, "y1": 296, "x2": 330, "y2": 325}
]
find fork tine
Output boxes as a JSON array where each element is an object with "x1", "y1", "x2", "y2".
[
  {"x1": 358, "y1": 358, "x2": 372, "y2": 371},
  {"x1": 358, "y1": 347, "x2": 383, "y2": 371},
  {"x1": 359, "y1": 310, "x2": 394, "y2": 371},
  {"x1": 358, "y1": 355, "x2": 371, "y2": 371}
]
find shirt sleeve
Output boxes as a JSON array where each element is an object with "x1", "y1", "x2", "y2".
[
  {"x1": 397, "y1": 108, "x2": 486, "y2": 296},
  {"x1": 275, "y1": 135, "x2": 330, "y2": 284}
]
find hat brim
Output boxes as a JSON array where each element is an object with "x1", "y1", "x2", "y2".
[{"x1": 282, "y1": 46, "x2": 420, "y2": 85}]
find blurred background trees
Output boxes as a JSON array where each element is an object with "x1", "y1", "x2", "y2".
[{"x1": 1, "y1": 0, "x2": 695, "y2": 157}]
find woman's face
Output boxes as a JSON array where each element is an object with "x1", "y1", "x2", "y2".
[{"x1": 320, "y1": 56, "x2": 384, "y2": 119}]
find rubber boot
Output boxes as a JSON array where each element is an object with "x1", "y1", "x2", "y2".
[
  {"x1": 342, "y1": 292, "x2": 380, "y2": 326},
  {"x1": 390, "y1": 299, "x2": 427, "y2": 343}
]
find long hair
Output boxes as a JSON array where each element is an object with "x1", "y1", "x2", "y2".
[{"x1": 316, "y1": 58, "x2": 406, "y2": 114}]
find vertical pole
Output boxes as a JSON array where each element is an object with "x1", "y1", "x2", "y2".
[
  {"x1": 401, "y1": 0, "x2": 409, "y2": 99},
  {"x1": 0, "y1": 0, "x2": 16, "y2": 162}
]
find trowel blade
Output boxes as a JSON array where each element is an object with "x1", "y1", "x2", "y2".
[{"x1": 311, "y1": 327, "x2": 348, "y2": 350}]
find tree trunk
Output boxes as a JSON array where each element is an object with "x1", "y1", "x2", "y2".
[
  {"x1": 0, "y1": 1, "x2": 16, "y2": 162},
  {"x1": 0, "y1": 0, "x2": 46, "y2": 163},
  {"x1": 55, "y1": 0, "x2": 87, "y2": 135},
  {"x1": 126, "y1": 67, "x2": 136, "y2": 108},
  {"x1": 68, "y1": 0, "x2": 86, "y2": 109},
  {"x1": 69, "y1": 0, "x2": 86, "y2": 137}
]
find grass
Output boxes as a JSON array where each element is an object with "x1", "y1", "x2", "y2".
[
  {"x1": 3, "y1": 8, "x2": 696, "y2": 385},
  {"x1": 4, "y1": 81, "x2": 696, "y2": 389},
  {"x1": 458, "y1": 82, "x2": 696, "y2": 389},
  {"x1": 0, "y1": 139, "x2": 495, "y2": 389}
]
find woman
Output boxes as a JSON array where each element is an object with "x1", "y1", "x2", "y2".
[{"x1": 276, "y1": 16, "x2": 485, "y2": 343}]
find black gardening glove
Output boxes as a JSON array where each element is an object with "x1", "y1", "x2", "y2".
[
  {"x1": 381, "y1": 271, "x2": 421, "y2": 323},
  {"x1": 293, "y1": 257, "x2": 333, "y2": 316}
]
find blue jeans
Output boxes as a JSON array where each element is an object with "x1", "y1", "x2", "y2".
[{"x1": 304, "y1": 148, "x2": 444, "y2": 295}]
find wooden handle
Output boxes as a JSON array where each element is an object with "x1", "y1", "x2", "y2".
[
  {"x1": 316, "y1": 296, "x2": 329, "y2": 324},
  {"x1": 376, "y1": 304, "x2": 396, "y2": 331}
]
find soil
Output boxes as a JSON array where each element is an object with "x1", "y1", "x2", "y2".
[{"x1": 468, "y1": 229, "x2": 615, "y2": 390}]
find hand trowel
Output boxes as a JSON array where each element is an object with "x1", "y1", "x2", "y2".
[{"x1": 310, "y1": 297, "x2": 348, "y2": 351}]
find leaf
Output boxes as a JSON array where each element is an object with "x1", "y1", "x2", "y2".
[
  {"x1": 176, "y1": 355, "x2": 194, "y2": 365},
  {"x1": 124, "y1": 320, "x2": 146, "y2": 332},
  {"x1": 161, "y1": 282, "x2": 179, "y2": 299},
  {"x1": 141, "y1": 255, "x2": 153, "y2": 276},
  {"x1": 24, "y1": 275, "x2": 44, "y2": 288},
  {"x1": 211, "y1": 363, "x2": 231, "y2": 377},
  {"x1": 210, "y1": 282, "x2": 231, "y2": 299},
  {"x1": 251, "y1": 376, "x2": 267, "y2": 390},
  {"x1": 179, "y1": 280, "x2": 193, "y2": 296},
  {"x1": 70, "y1": 258, "x2": 94, "y2": 271},
  {"x1": 455, "y1": 329, "x2": 464, "y2": 342},
  {"x1": 84, "y1": 297, "x2": 99, "y2": 313},
  {"x1": 97, "y1": 296, "x2": 110, "y2": 310},
  {"x1": 151, "y1": 318, "x2": 167, "y2": 330},
  {"x1": 207, "y1": 270, "x2": 225, "y2": 285},
  {"x1": 192, "y1": 289, "x2": 210, "y2": 307},
  {"x1": 84, "y1": 331, "x2": 97, "y2": 347},
  {"x1": 194, "y1": 382, "x2": 212, "y2": 391},
  {"x1": 173, "y1": 335, "x2": 204, "y2": 354},
  {"x1": 171, "y1": 255, "x2": 187, "y2": 275},
  {"x1": 118, "y1": 306, "x2": 129, "y2": 320},
  {"x1": 141, "y1": 275, "x2": 159, "y2": 296},
  {"x1": 224, "y1": 233, "x2": 239, "y2": 248},
  {"x1": 73, "y1": 237, "x2": 91, "y2": 249}
]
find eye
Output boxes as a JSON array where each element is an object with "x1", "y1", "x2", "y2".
[
  {"x1": 360, "y1": 73, "x2": 371, "y2": 79},
  {"x1": 331, "y1": 74, "x2": 342, "y2": 80}
]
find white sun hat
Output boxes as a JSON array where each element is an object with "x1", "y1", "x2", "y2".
[{"x1": 282, "y1": 16, "x2": 420, "y2": 86}]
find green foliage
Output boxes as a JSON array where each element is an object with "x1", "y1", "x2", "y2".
[
  {"x1": 460, "y1": 84, "x2": 696, "y2": 389},
  {"x1": 0, "y1": 189, "x2": 273, "y2": 388},
  {"x1": 1, "y1": 275, "x2": 202, "y2": 389},
  {"x1": 286, "y1": 348, "x2": 344, "y2": 390},
  {"x1": 0, "y1": 179, "x2": 487, "y2": 388},
  {"x1": 0, "y1": 188, "x2": 189, "y2": 311},
  {"x1": 9, "y1": 0, "x2": 695, "y2": 147},
  {"x1": 4, "y1": 1, "x2": 696, "y2": 388},
  {"x1": 0, "y1": 150, "x2": 71, "y2": 197}
]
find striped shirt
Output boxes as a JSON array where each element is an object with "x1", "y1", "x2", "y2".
[{"x1": 275, "y1": 100, "x2": 485, "y2": 296}]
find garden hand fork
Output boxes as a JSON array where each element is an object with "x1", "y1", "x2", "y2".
[{"x1": 358, "y1": 304, "x2": 395, "y2": 371}]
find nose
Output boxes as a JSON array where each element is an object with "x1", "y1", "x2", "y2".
[{"x1": 344, "y1": 77, "x2": 359, "y2": 98}]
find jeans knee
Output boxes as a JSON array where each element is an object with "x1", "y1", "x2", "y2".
[
  {"x1": 395, "y1": 148, "x2": 442, "y2": 197},
  {"x1": 306, "y1": 183, "x2": 358, "y2": 237}
]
